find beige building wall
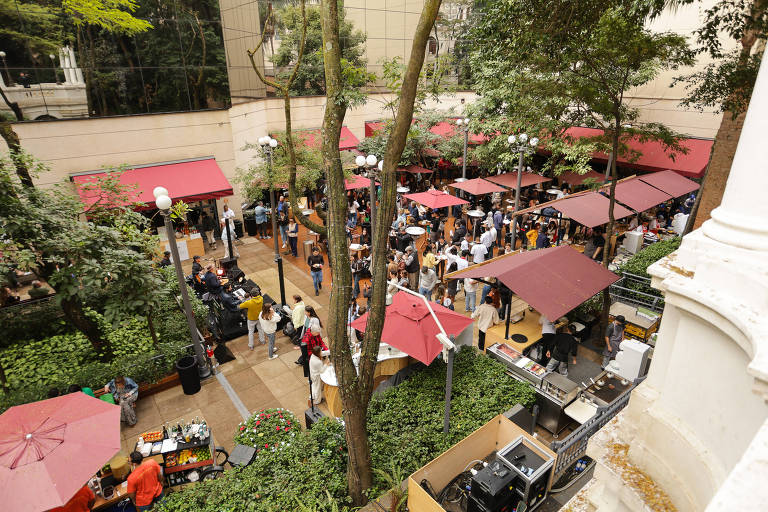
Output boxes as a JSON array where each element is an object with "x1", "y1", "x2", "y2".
[
  {"x1": 1, "y1": 91, "x2": 476, "y2": 220},
  {"x1": 219, "y1": 0, "x2": 267, "y2": 102}
]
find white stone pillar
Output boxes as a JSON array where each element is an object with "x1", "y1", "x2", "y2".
[
  {"x1": 59, "y1": 48, "x2": 72, "y2": 84},
  {"x1": 68, "y1": 46, "x2": 84, "y2": 84},
  {"x1": 702, "y1": 46, "x2": 768, "y2": 251}
]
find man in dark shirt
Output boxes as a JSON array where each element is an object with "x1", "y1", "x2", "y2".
[
  {"x1": 307, "y1": 247, "x2": 325, "y2": 296},
  {"x1": 158, "y1": 251, "x2": 172, "y2": 267},
  {"x1": 536, "y1": 229, "x2": 551, "y2": 249},
  {"x1": 203, "y1": 264, "x2": 222, "y2": 294},
  {"x1": 191, "y1": 255, "x2": 203, "y2": 275},
  {"x1": 545, "y1": 324, "x2": 578, "y2": 376},
  {"x1": 396, "y1": 227, "x2": 412, "y2": 253}
]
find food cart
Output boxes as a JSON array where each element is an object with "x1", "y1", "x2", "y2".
[{"x1": 609, "y1": 301, "x2": 661, "y2": 345}]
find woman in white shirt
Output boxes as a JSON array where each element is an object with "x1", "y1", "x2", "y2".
[
  {"x1": 309, "y1": 345, "x2": 326, "y2": 405},
  {"x1": 258, "y1": 303, "x2": 279, "y2": 360}
]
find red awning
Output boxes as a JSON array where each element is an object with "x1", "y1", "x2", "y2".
[
  {"x1": 422, "y1": 147, "x2": 441, "y2": 157},
  {"x1": 430, "y1": 121, "x2": 487, "y2": 144},
  {"x1": 404, "y1": 189, "x2": 469, "y2": 209},
  {"x1": 345, "y1": 174, "x2": 379, "y2": 190},
  {"x1": 551, "y1": 192, "x2": 634, "y2": 228},
  {"x1": 450, "y1": 246, "x2": 619, "y2": 320},
  {"x1": 564, "y1": 127, "x2": 713, "y2": 179},
  {"x1": 398, "y1": 165, "x2": 433, "y2": 174},
  {"x1": 559, "y1": 170, "x2": 607, "y2": 186},
  {"x1": 71, "y1": 158, "x2": 233, "y2": 209},
  {"x1": 364, "y1": 121, "x2": 385, "y2": 137},
  {"x1": 610, "y1": 178, "x2": 673, "y2": 212},
  {"x1": 638, "y1": 170, "x2": 699, "y2": 198},
  {"x1": 487, "y1": 172, "x2": 551, "y2": 188},
  {"x1": 450, "y1": 178, "x2": 506, "y2": 195},
  {"x1": 295, "y1": 126, "x2": 360, "y2": 151}
]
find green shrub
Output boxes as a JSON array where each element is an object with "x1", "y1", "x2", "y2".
[
  {"x1": 0, "y1": 332, "x2": 93, "y2": 390},
  {"x1": 0, "y1": 297, "x2": 68, "y2": 347},
  {"x1": 618, "y1": 237, "x2": 682, "y2": 279},
  {"x1": 234, "y1": 408, "x2": 300, "y2": 452}
]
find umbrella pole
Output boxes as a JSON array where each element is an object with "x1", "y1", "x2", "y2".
[
  {"x1": 443, "y1": 336, "x2": 455, "y2": 434},
  {"x1": 504, "y1": 300, "x2": 511, "y2": 339}
]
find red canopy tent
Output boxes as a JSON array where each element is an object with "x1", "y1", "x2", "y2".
[
  {"x1": 551, "y1": 192, "x2": 634, "y2": 228},
  {"x1": 430, "y1": 121, "x2": 487, "y2": 144},
  {"x1": 295, "y1": 126, "x2": 360, "y2": 151},
  {"x1": 345, "y1": 175, "x2": 379, "y2": 190},
  {"x1": 486, "y1": 172, "x2": 551, "y2": 189},
  {"x1": 0, "y1": 393, "x2": 121, "y2": 512},
  {"x1": 449, "y1": 245, "x2": 619, "y2": 320},
  {"x1": 450, "y1": 178, "x2": 507, "y2": 195},
  {"x1": 71, "y1": 157, "x2": 233, "y2": 209},
  {"x1": 558, "y1": 170, "x2": 607, "y2": 186},
  {"x1": 398, "y1": 165, "x2": 434, "y2": 174},
  {"x1": 350, "y1": 292, "x2": 474, "y2": 364},
  {"x1": 404, "y1": 189, "x2": 469, "y2": 209},
  {"x1": 610, "y1": 178, "x2": 673, "y2": 212},
  {"x1": 638, "y1": 170, "x2": 700, "y2": 198}
]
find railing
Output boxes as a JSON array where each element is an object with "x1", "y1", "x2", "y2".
[
  {"x1": 609, "y1": 272, "x2": 664, "y2": 313},
  {"x1": 550, "y1": 377, "x2": 646, "y2": 481}
]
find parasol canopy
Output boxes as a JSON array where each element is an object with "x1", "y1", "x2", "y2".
[
  {"x1": 450, "y1": 178, "x2": 507, "y2": 196},
  {"x1": 0, "y1": 393, "x2": 121, "y2": 512},
  {"x1": 403, "y1": 189, "x2": 469, "y2": 210},
  {"x1": 345, "y1": 174, "x2": 379, "y2": 190},
  {"x1": 350, "y1": 292, "x2": 474, "y2": 364}
]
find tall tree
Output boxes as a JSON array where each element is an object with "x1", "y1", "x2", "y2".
[
  {"x1": 318, "y1": 0, "x2": 443, "y2": 504},
  {"x1": 667, "y1": 0, "x2": 768, "y2": 230}
]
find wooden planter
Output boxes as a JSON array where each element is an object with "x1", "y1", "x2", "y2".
[{"x1": 137, "y1": 373, "x2": 181, "y2": 398}]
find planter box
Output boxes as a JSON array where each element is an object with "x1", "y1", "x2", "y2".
[
  {"x1": 407, "y1": 415, "x2": 556, "y2": 512},
  {"x1": 138, "y1": 373, "x2": 181, "y2": 397}
]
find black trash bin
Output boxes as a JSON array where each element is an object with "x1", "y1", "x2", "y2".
[{"x1": 176, "y1": 356, "x2": 201, "y2": 395}]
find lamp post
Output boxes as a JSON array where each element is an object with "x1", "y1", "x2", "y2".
[
  {"x1": 507, "y1": 133, "x2": 539, "y2": 244},
  {"x1": 259, "y1": 135, "x2": 287, "y2": 305},
  {"x1": 355, "y1": 153, "x2": 380, "y2": 240},
  {"x1": 0, "y1": 51, "x2": 14, "y2": 86},
  {"x1": 456, "y1": 117, "x2": 470, "y2": 179},
  {"x1": 153, "y1": 187, "x2": 211, "y2": 379},
  {"x1": 49, "y1": 54, "x2": 60, "y2": 85}
]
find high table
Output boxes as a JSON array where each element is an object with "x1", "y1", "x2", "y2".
[{"x1": 321, "y1": 345, "x2": 411, "y2": 417}]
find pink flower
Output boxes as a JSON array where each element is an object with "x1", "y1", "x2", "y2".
[{"x1": 256, "y1": 420, "x2": 260, "y2": 426}]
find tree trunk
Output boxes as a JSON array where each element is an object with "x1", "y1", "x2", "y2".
[
  {"x1": 147, "y1": 309, "x2": 159, "y2": 346},
  {"x1": 0, "y1": 122, "x2": 34, "y2": 187},
  {"x1": 77, "y1": 28, "x2": 94, "y2": 115},
  {"x1": 601, "y1": 112, "x2": 621, "y2": 331},
  {"x1": 319, "y1": 0, "x2": 443, "y2": 505},
  {"x1": 60, "y1": 296, "x2": 111, "y2": 361}
]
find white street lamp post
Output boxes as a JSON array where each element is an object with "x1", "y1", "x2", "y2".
[
  {"x1": 355, "y1": 153, "x2": 380, "y2": 241},
  {"x1": 0, "y1": 50, "x2": 14, "y2": 86},
  {"x1": 507, "y1": 133, "x2": 539, "y2": 244},
  {"x1": 259, "y1": 136, "x2": 286, "y2": 305},
  {"x1": 153, "y1": 188, "x2": 211, "y2": 379}
]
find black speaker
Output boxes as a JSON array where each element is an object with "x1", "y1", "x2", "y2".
[
  {"x1": 300, "y1": 342, "x2": 309, "y2": 378},
  {"x1": 305, "y1": 407, "x2": 325, "y2": 429},
  {"x1": 220, "y1": 257, "x2": 238, "y2": 272}
]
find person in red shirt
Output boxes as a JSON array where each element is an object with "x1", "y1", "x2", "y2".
[
  {"x1": 48, "y1": 484, "x2": 94, "y2": 512},
  {"x1": 127, "y1": 451, "x2": 164, "y2": 511}
]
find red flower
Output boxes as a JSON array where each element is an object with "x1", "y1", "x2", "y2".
[
  {"x1": 239, "y1": 426, "x2": 245, "y2": 431},
  {"x1": 256, "y1": 421, "x2": 260, "y2": 426},
  {"x1": 287, "y1": 421, "x2": 291, "y2": 425},
  {"x1": 276, "y1": 426, "x2": 280, "y2": 431},
  {"x1": 264, "y1": 443, "x2": 269, "y2": 448}
]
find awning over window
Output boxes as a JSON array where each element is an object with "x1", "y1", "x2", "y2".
[
  {"x1": 552, "y1": 193, "x2": 634, "y2": 228},
  {"x1": 611, "y1": 178, "x2": 673, "y2": 212},
  {"x1": 638, "y1": 170, "x2": 699, "y2": 198},
  {"x1": 294, "y1": 126, "x2": 360, "y2": 151},
  {"x1": 449, "y1": 246, "x2": 619, "y2": 320},
  {"x1": 486, "y1": 172, "x2": 551, "y2": 189},
  {"x1": 565, "y1": 127, "x2": 713, "y2": 179},
  {"x1": 71, "y1": 157, "x2": 233, "y2": 209}
]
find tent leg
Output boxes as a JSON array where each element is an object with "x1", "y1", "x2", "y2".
[
  {"x1": 443, "y1": 342, "x2": 455, "y2": 434},
  {"x1": 504, "y1": 301, "x2": 511, "y2": 339}
]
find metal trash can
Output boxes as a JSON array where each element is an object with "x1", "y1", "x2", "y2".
[
  {"x1": 176, "y1": 355, "x2": 201, "y2": 395},
  {"x1": 303, "y1": 240, "x2": 314, "y2": 261}
]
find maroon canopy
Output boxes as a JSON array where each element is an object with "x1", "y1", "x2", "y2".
[
  {"x1": 558, "y1": 170, "x2": 607, "y2": 186},
  {"x1": 612, "y1": 178, "x2": 673, "y2": 212},
  {"x1": 638, "y1": 170, "x2": 699, "y2": 198},
  {"x1": 345, "y1": 175, "x2": 379, "y2": 190},
  {"x1": 450, "y1": 178, "x2": 507, "y2": 196},
  {"x1": 552, "y1": 192, "x2": 634, "y2": 228},
  {"x1": 404, "y1": 189, "x2": 469, "y2": 209},
  {"x1": 487, "y1": 172, "x2": 551, "y2": 189},
  {"x1": 349, "y1": 292, "x2": 474, "y2": 364},
  {"x1": 449, "y1": 246, "x2": 619, "y2": 320},
  {"x1": 398, "y1": 165, "x2": 434, "y2": 174}
]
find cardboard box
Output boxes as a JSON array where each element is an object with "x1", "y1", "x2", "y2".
[{"x1": 407, "y1": 415, "x2": 556, "y2": 511}]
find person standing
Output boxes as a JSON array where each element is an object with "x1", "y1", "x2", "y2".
[
  {"x1": 278, "y1": 211, "x2": 289, "y2": 250},
  {"x1": 158, "y1": 252, "x2": 172, "y2": 268},
  {"x1": 603, "y1": 315, "x2": 626, "y2": 368},
  {"x1": 538, "y1": 314, "x2": 556, "y2": 364},
  {"x1": 422, "y1": 244, "x2": 437, "y2": 272},
  {"x1": 498, "y1": 284, "x2": 512, "y2": 320},
  {"x1": 546, "y1": 324, "x2": 578, "y2": 376},
  {"x1": 351, "y1": 254, "x2": 364, "y2": 298},
  {"x1": 404, "y1": 246, "x2": 420, "y2": 291},
  {"x1": 470, "y1": 236, "x2": 488, "y2": 264},
  {"x1": 309, "y1": 345, "x2": 326, "y2": 405},
  {"x1": 238, "y1": 290, "x2": 265, "y2": 350},
  {"x1": 259, "y1": 303, "x2": 279, "y2": 360},
  {"x1": 254, "y1": 201, "x2": 269, "y2": 239},
  {"x1": 191, "y1": 255, "x2": 203, "y2": 276},
  {"x1": 481, "y1": 224, "x2": 494, "y2": 258},
  {"x1": 290, "y1": 294, "x2": 306, "y2": 341},
  {"x1": 464, "y1": 277, "x2": 478, "y2": 313},
  {"x1": 222, "y1": 204, "x2": 236, "y2": 239},
  {"x1": 287, "y1": 217, "x2": 299, "y2": 257},
  {"x1": 221, "y1": 219, "x2": 240, "y2": 258},
  {"x1": 126, "y1": 452, "x2": 164, "y2": 512},
  {"x1": 307, "y1": 247, "x2": 324, "y2": 296},
  {"x1": 418, "y1": 266, "x2": 438, "y2": 301},
  {"x1": 200, "y1": 211, "x2": 216, "y2": 249},
  {"x1": 472, "y1": 295, "x2": 501, "y2": 351}
]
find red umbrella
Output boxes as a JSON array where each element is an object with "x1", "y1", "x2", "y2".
[
  {"x1": 403, "y1": 189, "x2": 469, "y2": 210},
  {"x1": 450, "y1": 178, "x2": 507, "y2": 196},
  {"x1": 345, "y1": 175, "x2": 379, "y2": 190},
  {"x1": 0, "y1": 393, "x2": 121, "y2": 512},
  {"x1": 350, "y1": 292, "x2": 474, "y2": 364}
]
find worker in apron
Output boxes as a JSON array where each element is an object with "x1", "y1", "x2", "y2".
[{"x1": 602, "y1": 315, "x2": 626, "y2": 369}]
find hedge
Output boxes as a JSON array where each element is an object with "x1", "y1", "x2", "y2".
[{"x1": 156, "y1": 348, "x2": 536, "y2": 511}]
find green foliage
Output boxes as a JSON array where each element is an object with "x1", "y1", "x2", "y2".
[
  {"x1": 0, "y1": 298, "x2": 68, "y2": 347},
  {"x1": 0, "y1": 332, "x2": 93, "y2": 390},
  {"x1": 234, "y1": 408, "x2": 300, "y2": 452},
  {"x1": 616, "y1": 237, "x2": 682, "y2": 303},
  {"x1": 357, "y1": 111, "x2": 452, "y2": 167},
  {"x1": 63, "y1": 0, "x2": 153, "y2": 35}
]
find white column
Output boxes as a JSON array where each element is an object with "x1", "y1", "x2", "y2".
[
  {"x1": 702, "y1": 46, "x2": 768, "y2": 250},
  {"x1": 59, "y1": 48, "x2": 72, "y2": 84},
  {"x1": 69, "y1": 46, "x2": 84, "y2": 84}
]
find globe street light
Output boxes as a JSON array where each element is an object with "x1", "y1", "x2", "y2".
[
  {"x1": 153, "y1": 188, "x2": 211, "y2": 379},
  {"x1": 356, "y1": 153, "x2": 380, "y2": 242},
  {"x1": 259, "y1": 136, "x2": 287, "y2": 305},
  {"x1": 507, "y1": 133, "x2": 540, "y2": 245},
  {"x1": 456, "y1": 117, "x2": 471, "y2": 179},
  {"x1": 0, "y1": 50, "x2": 14, "y2": 86}
]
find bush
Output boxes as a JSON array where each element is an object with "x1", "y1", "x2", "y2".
[
  {"x1": 0, "y1": 297, "x2": 68, "y2": 347},
  {"x1": 618, "y1": 237, "x2": 682, "y2": 279},
  {"x1": 234, "y1": 408, "x2": 300, "y2": 453}
]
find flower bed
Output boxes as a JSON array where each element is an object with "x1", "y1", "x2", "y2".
[{"x1": 234, "y1": 408, "x2": 299, "y2": 454}]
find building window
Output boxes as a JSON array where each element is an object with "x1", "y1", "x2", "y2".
[{"x1": 428, "y1": 37, "x2": 437, "y2": 55}]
